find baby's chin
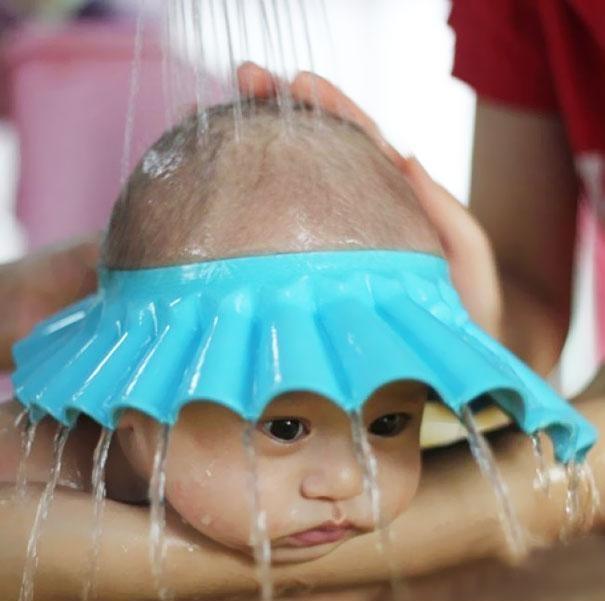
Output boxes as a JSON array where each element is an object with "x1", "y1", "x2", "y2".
[
  {"x1": 269, "y1": 534, "x2": 361, "y2": 563},
  {"x1": 192, "y1": 522, "x2": 365, "y2": 564},
  {"x1": 268, "y1": 522, "x2": 371, "y2": 563}
]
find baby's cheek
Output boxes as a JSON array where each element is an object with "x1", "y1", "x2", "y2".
[
  {"x1": 167, "y1": 477, "x2": 253, "y2": 551},
  {"x1": 378, "y1": 449, "x2": 422, "y2": 522}
]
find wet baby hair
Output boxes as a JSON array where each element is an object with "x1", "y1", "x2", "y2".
[{"x1": 103, "y1": 99, "x2": 442, "y2": 269}]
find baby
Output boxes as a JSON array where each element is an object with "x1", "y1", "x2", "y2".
[{"x1": 2, "y1": 99, "x2": 441, "y2": 565}]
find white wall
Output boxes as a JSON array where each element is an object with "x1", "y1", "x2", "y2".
[{"x1": 183, "y1": 0, "x2": 475, "y2": 202}]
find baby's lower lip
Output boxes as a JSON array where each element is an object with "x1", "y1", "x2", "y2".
[{"x1": 286, "y1": 526, "x2": 356, "y2": 547}]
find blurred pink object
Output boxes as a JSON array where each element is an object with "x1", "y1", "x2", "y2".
[
  {"x1": 2, "y1": 19, "x2": 184, "y2": 250},
  {"x1": 0, "y1": 19, "x2": 222, "y2": 398},
  {"x1": 577, "y1": 202, "x2": 605, "y2": 365},
  {"x1": 595, "y1": 217, "x2": 605, "y2": 363}
]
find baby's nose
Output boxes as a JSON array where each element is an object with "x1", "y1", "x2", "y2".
[{"x1": 300, "y1": 445, "x2": 365, "y2": 501}]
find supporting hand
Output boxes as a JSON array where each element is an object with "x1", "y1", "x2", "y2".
[
  {"x1": 0, "y1": 235, "x2": 99, "y2": 371},
  {"x1": 236, "y1": 63, "x2": 502, "y2": 339}
]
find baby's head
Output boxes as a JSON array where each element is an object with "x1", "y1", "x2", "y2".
[{"x1": 108, "y1": 101, "x2": 441, "y2": 562}]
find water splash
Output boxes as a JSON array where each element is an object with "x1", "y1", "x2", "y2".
[
  {"x1": 82, "y1": 428, "x2": 114, "y2": 601},
  {"x1": 349, "y1": 412, "x2": 407, "y2": 600},
  {"x1": 15, "y1": 419, "x2": 39, "y2": 500},
  {"x1": 582, "y1": 462, "x2": 602, "y2": 530},
  {"x1": 460, "y1": 405, "x2": 526, "y2": 558},
  {"x1": 19, "y1": 425, "x2": 71, "y2": 601},
  {"x1": 243, "y1": 425, "x2": 273, "y2": 601},
  {"x1": 149, "y1": 424, "x2": 172, "y2": 601},
  {"x1": 566, "y1": 461, "x2": 581, "y2": 530},
  {"x1": 530, "y1": 432, "x2": 550, "y2": 494},
  {"x1": 141, "y1": 141, "x2": 185, "y2": 179},
  {"x1": 559, "y1": 460, "x2": 601, "y2": 540}
]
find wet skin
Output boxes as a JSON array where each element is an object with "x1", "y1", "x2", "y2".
[{"x1": 115, "y1": 380, "x2": 427, "y2": 562}]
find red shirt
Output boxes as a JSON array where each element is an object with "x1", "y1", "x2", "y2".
[{"x1": 449, "y1": 0, "x2": 605, "y2": 361}]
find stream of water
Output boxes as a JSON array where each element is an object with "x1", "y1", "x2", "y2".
[
  {"x1": 82, "y1": 428, "x2": 114, "y2": 601},
  {"x1": 149, "y1": 424, "x2": 173, "y2": 601},
  {"x1": 15, "y1": 419, "x2": 38, "y2": 500},
  {"x1": 460, "y1": 405, "x2": 527, "y2": 559},
  {"x1": 244, "y1": 424, "x2": 273, "y2": 601},
  {"x1": 530, "y1": 431, "x2": 550, "y2": 495},
  {"x1": 19, "y1": 425, "x2": 71, "y2": 601},
  {"x1": 350, "y1": 412, "x2": 408, "y2": 601}
]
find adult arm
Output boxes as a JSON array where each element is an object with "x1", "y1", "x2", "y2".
[
  {"x1": 469, "y1": 99, "x2": 579, "y2": 375},
  {"x1": 2, "y1": 398, "x2": 603, "y2": 600},
  {"x1": 0, "y1": 236, "x2": 99, "y2": 371}
]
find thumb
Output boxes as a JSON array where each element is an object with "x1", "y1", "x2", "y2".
[{"x1": 404, "y1": 157, "x2": 503, "y2": 338}]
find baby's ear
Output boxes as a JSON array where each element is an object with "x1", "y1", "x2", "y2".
[{"x1": 403, "y1": 158, "x2": 503, "y2": 339}]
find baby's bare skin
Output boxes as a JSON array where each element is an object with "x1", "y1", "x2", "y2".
[
  {"x1": 104, "y1": 102, "x2": 441, "y2": 269},
  {"x1": 2, "y1": 100, "x2": 604, "y2": 600},
  {"x1": 1, "y1": 395, "x2": 604, "y2": 600},
  {"x1": 1, "y1": 101, "x2": 438, "y2": 599}
]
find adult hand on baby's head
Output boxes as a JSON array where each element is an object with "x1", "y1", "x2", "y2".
[
  {"x1": 236, "y1": 63, "x2": 503, "y2": 339},
  {"x1": 237, "y1": 62, "x2": 404, "y2": 167},
  {"x1": 0, "y1": 235, "x2": 99, "y2": 371}
]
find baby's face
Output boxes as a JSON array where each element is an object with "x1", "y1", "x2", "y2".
[{"x1": 119, "y1": 381, "x2": 425, "y2": 563}]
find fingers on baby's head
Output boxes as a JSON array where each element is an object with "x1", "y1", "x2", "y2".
[{"x1": 102, "y1": 100, "x2": 441, "y2": 269}]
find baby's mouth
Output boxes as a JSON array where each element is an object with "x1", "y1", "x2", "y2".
[{"x1": 281, "y1": 521, "x2": 360, "y2": 547}]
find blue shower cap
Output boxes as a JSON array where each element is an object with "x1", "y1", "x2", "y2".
[{"x1": 11, "y1": 250, "x2": 597, "y2": 463}]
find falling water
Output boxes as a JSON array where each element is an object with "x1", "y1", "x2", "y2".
[
  {"x1": 270, "y1": 0, "x2": 292, "y2": 85},
  {"x1": 160, "y1": 0, "x2": 175, "y2": 129},
  {"x1": 258, "y1": 0, "x2": 291, "y2": 119},
  {"x1": 190, "y1": 0, "x2": 210, "y2": 138},
  {"x1": 297, "y1": 0, "x2": 322, "y2": 119},
  {"x1": 19, "y1": 425, "x2": 71, "y2": 601},
  {"x1": 82, "y1": 428, "x2": 114, "y2": 601},
  {"x1": 349, "y1": 412, "x2": 381, "y2": 533},
  {"x1": 560, "y1": 461, "x2": 602, "y2": 541},
  {"x1": 120, "y1": 0, "x2": 147, "y2": 187},
  {"x1": 222, "y1": 0, "x2": 243, "y2": 140},
  {"x1": 174, "y1": 0, "x2": 192, "y2": 122},
  {"x1": 460, "y1": 405, "x2": 526, "y2": 558},
  {"x1": 15, "y1": 419, "x2": 39, "y2": 500},
  {"x1": 236, "y1": 0, "x2": 255, "y2": 106},
  {"x1": 282, "y1": 1, "x2": 300, "y2": 78},
  {"x1": 149, "y1": 424, "x2": 172, "y2": 601},
  {"x1": 581, "y1": 462, "x2": 602, "y2": 531},
  {"x1": 243, "y1": 425, "x2": 273, "y2": 601},
  {"x1": 0, "y1": 406, "x2": 27, "y2": 437},
  {"x1": 14, "y1": 407, "x2": 29, "y2": 429},
  {"x1": 349, "y1": 412, "x2": 407, "y2": 601},
  {"x1": 530, "y1": 432, "x2": 550, "y2": 494}
]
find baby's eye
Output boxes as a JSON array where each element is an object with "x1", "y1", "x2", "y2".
[
  {"x1": 261, "y1": 419, "x2": 310, "y2": 443},
  {"x1": 367, "y1": 413, "x2": 410, "y2": 437}
]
